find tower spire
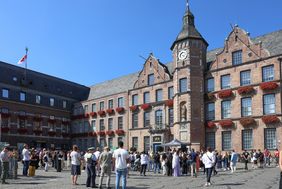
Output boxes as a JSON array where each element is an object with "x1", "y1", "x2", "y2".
[{"x1": 186, "y1": 0, "x2": 189, "y2": 11}]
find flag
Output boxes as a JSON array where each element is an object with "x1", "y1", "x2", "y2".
[{"x1": 18, "y1": 54, "x2": 27, "y2": 64}]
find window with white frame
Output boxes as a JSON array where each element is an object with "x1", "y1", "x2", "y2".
[
  {"x1": 179, "y1": 78, "x2": 187, "y2": 93},
  {"x1": 221, "y1": 75, "x2": 231, "y2": 89},
  {"x1": 144, "y1": 112, "x2": 150, "y2": 128},
  {"x1": 20, "y1": 92, "x2": 26, "y2": 101},
  {"x1": 100, "y1": 101, "x2": 104, "y2": 111},
  {"x1": 169, "y1": 108, "x2": 174, "y2": 126},
  {"x1": 264, "y1": 128, "x2": 276, "y2": 150},
  {"x1": 99, "y1": 119, "x2": 105, "y2": 131},
  {"x1": 242, "y1": 129, "x2": 253, "y2": 150},
  {"x1": 92, "y1": 103, "x2": 96, "y2": 112},
  {"x1": 91, "y1": 120, "x2": 96, "y2": 132},
  {"x1": 144, "y1": 136, "x2": 150, "y2": 153},
  {"x1": 132, "y1": 94, "x2": 138, "y2": 105},
  {"x1": 2, "y1": 89, "x2": 9, "y2": 98},
  {"x1": 143, "y1": 92, "x2": 150, "y2": 104},
  {"x1": 241, "y1": 98, "x2": 252, "y2": 117},
  {"x1": 148, "y1": 74, "x2": 154, "y2": 86},
  {"x1": 118, "y1": 116, "x2": 123, "y2": 129},
  {"x1": 108, "y1": 99, "x2": 113, "y2": 109},
  {"x1": 132, "y1": 113, "x2": 138, "y2": 129},
  {"x1": 156, "y1": 89, "x2": 163, "y2": 102},
  {"x1": 206, "y1": 103, "x2": 215, "y2": 121},
  {"x1": 108, "y1": 118, "x2": 113, "y2": 130},
  {"x1": 221, "y1": 100, "x2": 231, "y2": 119},
  {"x1": 262, "y1": 65, "x2": 274, "y2": 82},
  {"x1": 222, "y1": 131, "x2": 232, "y2": 151},
  {"x1": 232, "y1": 50, "x2": 242, "y2": 65},
  {"x1": 84, "y1": 105, "x2": 88, "y2": 113},
  {"x1": 168, "y1": 87, "x2": 174, "y2": 99},
  {"x1": 118, "y1": 97, "x2": 124, "y2": 107},
  {"x1": 206, "y1": 132, "x2": 215, "y2": 150},
  {"x1": 206, "y1": 78, "x2": 214, "y2": 92},
  {"x1": 263, "y1": 94, "x2": 275, "y2": 115},
  {"x1": 240, "y1": 70, "x2": 251, "y2": 86},
  {"x1": 155, "y1": 110, "x2": 163, "y2": 127}
]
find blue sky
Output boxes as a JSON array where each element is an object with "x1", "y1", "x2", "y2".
[{"x1": 0, "y1": 0, "x2": 281, "y2": 86}]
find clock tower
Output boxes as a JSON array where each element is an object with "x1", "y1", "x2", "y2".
[{"x1": 171, "y1": 3, "x2": 208, "y2": 150}]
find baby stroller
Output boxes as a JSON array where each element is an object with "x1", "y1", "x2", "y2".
[{"x1": 133, "y1": 158, "x2": 141, "y2": 171}]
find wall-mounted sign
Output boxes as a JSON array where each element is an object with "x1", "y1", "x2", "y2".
[{"x1": 153, "y1": 136, "x2": 162, "y2": 143}]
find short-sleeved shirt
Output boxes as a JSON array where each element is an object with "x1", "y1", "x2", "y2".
[
  {"x1": 22, "y1": 148, "x2": 30, "y2": 161},
  {"x1": 113, "y1": 148, "x2": 129, "y2": 170},
  {"x1": 70, "y1": 151, "x2": 81, "y2": 165}
]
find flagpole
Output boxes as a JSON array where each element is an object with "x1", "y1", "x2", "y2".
[{"x1": 25, "y1": 47, "x2": 28, "y2": 81}]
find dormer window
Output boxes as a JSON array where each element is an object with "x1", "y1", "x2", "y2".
[
  {"x1": 148, "y1": 74, "x2": 154, "y2": 86},
  {"x1": 232, "y1": 50, "x2": 242, "y2": 65}
]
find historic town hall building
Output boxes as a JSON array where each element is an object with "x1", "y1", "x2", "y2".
[{"x1": 1, "y1": 4, "x2": 282, "y2": 153}]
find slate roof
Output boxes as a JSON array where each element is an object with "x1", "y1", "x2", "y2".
[{"x1": 87, "y1": 29, "x2": 282, "y2": 101}]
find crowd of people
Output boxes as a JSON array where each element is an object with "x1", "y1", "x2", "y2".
[{"x1": 0, "y1": 143, "x2": 281, "y2": 188}]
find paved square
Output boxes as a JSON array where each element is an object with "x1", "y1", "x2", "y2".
[{"x1": 1, "y1": 163, "x2": 280, "y2": 189}]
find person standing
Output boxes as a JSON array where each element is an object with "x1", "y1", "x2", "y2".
[
  {"x1": 166, "y1": 149, "x2": 173, "y2": 176},
  {"x1": 230, "y1": 150, "x2": 238, "y2": 173},
  {"x1": 202, "y1": 147, "x2": 216, "y2": 187},
  {"x1": 98, "y1": 146, "x2": 112, "y2": 189},
  {"x1": 94, "y1": 148, "x2": 101, "y2": 176},
  {"x1": 113, "y1": 141, "x2": 129, "y2": 189},
  {"x1": 140, "y1": 151, "x2": 149, "y2": 176},
  {"x1": 190, "y1": 149, "x2": 197, "y2": 177},
  {"x1": 275, "y1": 149, "x2": 279, "y2": 167},
  {"x1": 70, "y1": 145, "x2": 82, "y2": 185},
  {"x1": 84, "y1": 147, "x2": 97, "y2": 188},
  {"x1": 22, "y1": 144, "x2": 30, "y2": 176},
  {"x1": 172, "y1": 150, "x2": 180, "y2": 177},
  {"x1": 28, "y1": 150, "x2": 37, "y2": 177},
  {"x1": 153, "y1": 152, "x2": 161, "y2": 174},
  {"x1": 242, "y1": 150, "x2": 250, "y2": 170},
  {"x1": 43, "y1": 151, "x2": 49, "y2": 172},
  {"x1": 57, "y1": 151, "x2": 64, "y2": 172},
  {"x1": 0, "y1": 146, "x2": 10, "y2": 184}
]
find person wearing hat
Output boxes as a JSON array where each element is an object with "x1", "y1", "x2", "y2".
[
  {"x1": 98, "y1": 146, "x2": 112, "y2": 189},
  {"x1": 0, "y1": 146, "x2": 10, "y2": 184},
  {"x1": 84, "y1": 147, "x2": 98, "y2": 188}
]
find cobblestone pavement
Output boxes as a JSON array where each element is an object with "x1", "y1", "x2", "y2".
[{"x1": 1, "y1": 163, "x2": 280, "y2": 189}]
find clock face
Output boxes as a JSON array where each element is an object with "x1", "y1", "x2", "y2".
[{"x1": 178, "y1": 50, "x2": 188, "y2": 60}]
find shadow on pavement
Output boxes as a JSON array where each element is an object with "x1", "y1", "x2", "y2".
[{"x1": 216, "y1": 183, "x2": 244, "y2": 186}]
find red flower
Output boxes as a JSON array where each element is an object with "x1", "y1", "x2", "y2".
[
  {"x1": 116, "y1": 107, "x2": 125, "y2": 113},
  {"x1": 1, "y1": 127, "x2": 10, "y2": 133},
  {"x1": 260, "y1": 82, "x2": 278, "y2": 91},
  {"x1": 237, "y1": 86, "x2": 254, "y2": 95},
  {"x1": 48, "y1": 131, "x2": 56, "y2": 136},
  {"x1": 106, "y1": 130, "x2": 115, "y2": 136},
  {"x1": 33, "y1": 129, "x2": 42, "y2": 135},
  {"x1": 84, "y1": 114, "x2": 90, "y2": 118},
  {"x1": 240, "y1": 117, "x2": 255, "y2": 127},
  {"x1": 206, "y1": 121, "x2": 216, "y2": 128},
  {"x1": 165, "y1": 99, "x2": 174, "y2": 107},
  {"x1": 98, "y1": 110, "x2": 106, "y2": 116},
  {"x1": 90, "y1": 112, "x2": 97, "y2": 117},
  {"x1": 218, "y1": 90, "x2": 233, "y2": 99},
  {"x1": 129, "y1": 105, "x2": 139, "y2": 112},
  {"x1": 97, "y1": 131, "x2": 106, "y2": 136},
  {"x1": 88, "y1": 132, "x2": 97, "y2": 137},
  {"x1": 141, "y1": 104, "x2": 151, "y2": 110},
  {"x1": 219, "y1": 120, "x2": 233, "y2": 127},
  {"x1": 106, "y1": 109, "x2": 115, "y2": 115},
  {"x1": 17, "y1": 128, "x2": 28, "y2": 134},
  {"x1": 262, "y1": 115, "x2": 280, "y2": 124},
  {"x1": 115, "y1": 129, "x2": 125, "y2": 135}
]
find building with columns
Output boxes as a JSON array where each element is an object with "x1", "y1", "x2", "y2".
[{"x1": 1, "y1": 4, "x2": 282, "y2": 152}]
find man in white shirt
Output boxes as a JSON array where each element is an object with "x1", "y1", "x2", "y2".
[
  {"x1": 70, "y1": 145, "x2": 81, "y2": 185},
  {"x1": 113, "y1": 141, "x2": 129, "y2": 189},
  {"x1": 22, "y1": 144, "x2": 30, "y2": 176},
  {"x1": 94, "y1": 147, "x2": 101, "y2": 176},
  {"x1": 202, "y1": 147, "x2": 216, "y2": 187}
]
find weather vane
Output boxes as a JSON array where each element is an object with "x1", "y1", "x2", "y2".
[{"x1": 186, "y1": 0, "x2": 189, "y2": 10}]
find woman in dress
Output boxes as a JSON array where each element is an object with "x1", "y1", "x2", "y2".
[{"x1": 172, "y1": 150, "x2": 180, "y2": 177}]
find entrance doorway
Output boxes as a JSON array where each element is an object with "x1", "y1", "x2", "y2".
[{"x1": 153, "y1": 143, "x2": 162, "y2": 153}]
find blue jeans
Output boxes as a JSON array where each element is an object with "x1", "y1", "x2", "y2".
[
  {"x1": 154, "y1": 162, "x2": 160, "y2": 173},
  {"x1": 23, "y1": 161, "x2": 30, "y2": 176},
  {"x1": 116, "y1": 168, "x2": 127, "y2": 189}
]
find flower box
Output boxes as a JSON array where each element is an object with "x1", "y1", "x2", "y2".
[
  {"x1": 106, "y1": 130, "x2": 115, "y2": 136},
  {"x1": 62, "y1": 132, "x2": 70, "y2": 137},
  {"x1": 165, "y1": 99, "x2": 174, "y2": 107},
  {"x1": 33, "y1": 129, "x2": 42, "y2": 135},
  {"x1": 237, "y1": 86, "x2": 254, "y2": 95},
  {"x1": 88, "y1": 132, "x2": 97, "y2": 137},
  {"x1": 17, "y1": 128, "x2": 28, "y2": 134},
  {"x1": 260, "y1": 82, "x2": 278, "y2": 91},
  {"x1": 141, "y1": 104, "x2": 151, "y2": 110},
  {"x1": 116, "y1": 107, "x2": 125, "y2": 113},
  {"x1": 219, "y1": 120, "x2": 233, "y2": 127},
  {"x1": 129, "y1": 105, "x2": 139, "y2": 112},
  {"x1": 207, "y1": 93, "x2": 216, "y2": 100},
  {"x1": 218, "y1": 90, "x2": 233, "y2": 99},
  {"x1": 239, "y1": 117, "x2": 255, "y2": 127},
  {"x1": 90, "y1": 112, "x2": 97, "y2": 117},
  {"x1": 0, "y1": 113, "x2": 10, "y2": 118},
  {"x1": 1, "y1": 127, "x2": 10, "y2": 133},
  {"x1": 206, "y1": 121, "x2": 216, "y2": 128},
  {"x1": 18, "y1": 115, "x2": 27, "y2": 120},
  {"x1": 115, "y1": 129, "x2": 125, "y2": 135},
  {"x1": 97, "y1": 131, "x2": 106, "y2": 136},
  {"x1": 106, "y1": 109, "x2": 115, "y2": 115},
  {"x1": 48, "y1": 131, "x2": 56, "y2": 136},
  {"x1": 98, "y1": 110, "x2": 106, "y2": 116},
  {"x1": 84, "y1": 114, "x2": 90, "y2": 118},
  {"x1": 262, "y1": 115, "x2": 280, "y2": 124}
]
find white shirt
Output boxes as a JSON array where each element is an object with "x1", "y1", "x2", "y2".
[
  {"x1": 70, "y1": 151, "x2": 81, "y2": 165},
  {"x1": 140, "y1": 154, "x2": 149, "y2": 165},
  {"x1": 22, "y1": 148, "x2": 30, "y2": 161},
  {"x1": 113, "y1": 148, "x2": 129, "y2": 170},
  {"x1": 202, "y1": 151, "x2": 215, "y2": 168},
  {"x1": 94, "y1": 151, "x2": 101, "y2": 159}
]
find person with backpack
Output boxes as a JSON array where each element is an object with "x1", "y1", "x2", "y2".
[{"x1": 190, "y1": 149, "x2": 197, "y2": 177}]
